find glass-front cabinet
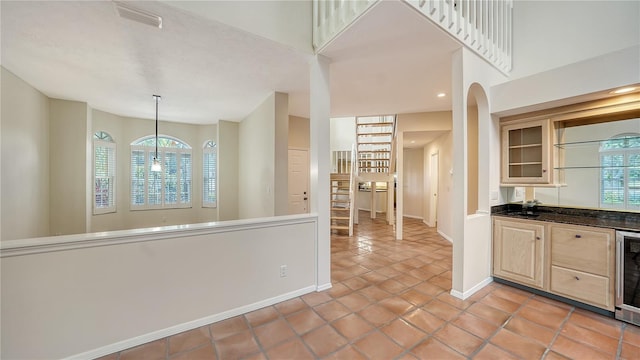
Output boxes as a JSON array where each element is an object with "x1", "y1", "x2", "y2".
[{"x1": 501, "y1": 119, "x2": 553, "y2": 185}]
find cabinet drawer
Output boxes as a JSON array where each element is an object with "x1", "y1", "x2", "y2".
[
  {"x1": 550, "y1": 225, "x2": 613, "y2": 276},
  {"x1": 550, "y1": 266, "x2": 612, "y2": 310}
]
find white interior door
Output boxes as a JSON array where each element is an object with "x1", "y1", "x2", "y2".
[
  {"x1": 288, "y1": 149, "x2": 309, "y2": 214},
  {"x1": 429, "y1": 152, "x2": 439, "y2": 227}
]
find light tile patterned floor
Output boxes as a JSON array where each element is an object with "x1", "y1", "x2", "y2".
[{"x1": 100, "y1": 211, "x2": 640, "y2": 359}]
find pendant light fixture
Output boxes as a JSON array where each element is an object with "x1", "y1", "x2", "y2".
[{"x1": 151, "y1": 94, "x2": 162, "y2": 172}]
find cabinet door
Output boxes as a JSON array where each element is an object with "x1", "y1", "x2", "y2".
[
  {"x1": 493, "y1": 218, "x2": 545, "y2": 289},
  {"x1": 501, "y1": 119, "x2": 552, "y2": 184}
]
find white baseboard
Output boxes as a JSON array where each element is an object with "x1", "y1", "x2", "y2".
[
  {"x1": 423, "y1": 219, "x2": 435, "y2": 227},
  {"x1": 403, "y1": 214, "x2": 423, "y2": 220},
  {"x1": 450, "y1": 277, "x2": 493, "y2": 300},
  {"x1": 316, "y1": 282, "x2": 333, "y2": 291},
  {"x1": 66, "y1": 285, "x2": 317, "y2": 360},
  {"x1": 437, "y1": 230, "x2": 453, "y2": 243}
]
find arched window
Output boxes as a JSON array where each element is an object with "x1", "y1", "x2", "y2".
[
  {"x1": 93, "y1": 131, "x2": 116, "y2": 214},
  {"x1": 130, "y1": 135, "x2": 192, "y2": 209},
  {"x1": 600, "y1": 133, "x2": 640, "y2": 210},
  {"x1": 203, "y1": 140, "x2": 217, "y2": 208}
]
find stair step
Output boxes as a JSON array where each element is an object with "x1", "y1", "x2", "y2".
[
  {"x1": 331, "y1": 216, "x2": 350, "y2": 220},
  {"x1": 331, "y1": 200, "x2": 350, "y2": 204},
  {"x1": 359, "y1": 150, "x2": 390, "y2": 154},
  {"x1": 357, "y1": 122, "x2": 393, "y2": 127},
  {"x1": 358, "y1": 132, "x2": 393, "y2": 137},
  {"x1": 331, "y1": 225, "x2": 350, "y2": 230},
  {"x1": 358, "y1": 142, "x2": 392, "y2": 146},
  {"x1": 331, "y1": 207, "x2": 349, "y2": 211}
]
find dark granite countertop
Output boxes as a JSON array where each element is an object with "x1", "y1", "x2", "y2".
[{"x1": 491, "y1": 204, "x2": 640, "y2": 232}]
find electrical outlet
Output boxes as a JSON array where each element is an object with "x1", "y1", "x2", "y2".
[{"x1": 280, "y1": 265, "x2": 288, "y2": 278}]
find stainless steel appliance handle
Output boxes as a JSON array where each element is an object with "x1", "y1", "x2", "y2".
[{"x1": 616, "y1": 233, "x2": 623, "y2": 306}]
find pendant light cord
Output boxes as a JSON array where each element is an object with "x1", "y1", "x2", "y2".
[{"x1": 154, "y1": 95, "x2": 160, "y2": 160}]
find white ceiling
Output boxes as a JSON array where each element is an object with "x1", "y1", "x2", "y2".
[{"x1": 1, "y1": 0, "x2": 460, "y2": 125}]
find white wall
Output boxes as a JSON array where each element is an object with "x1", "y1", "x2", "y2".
[
  {"x1": 356, "y1": 189, "x2": 388, "y2": 213},
  {"x1": 330, "y1": 117, "x2": 356, "y2": 151},
  {"x1": 1, "y1": 215, "x2": 318, "y2": 359},
  {"x1": 511, "y1": 1, "x2": 640, "y2": 80},
  {"x1": 403, "y1": 148, "x2": 423, "y2": 218},
  {"x1": 238, "y1": 93, "x2": 277, "y2": 219},
  {"x1": 1, "y1": 68, "x2": 51, "y2": 240},
  {"x1": 162, "y1": 0, "x2": 313, "y2": 54}
]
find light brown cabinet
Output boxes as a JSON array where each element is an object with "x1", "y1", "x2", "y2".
[
  {"x1": 501, "y1": 119, "x2": 553, "y2": 185},
  {"x1": 549, "y1": 223, "x2": 615, "y2": 310},
  {"x1": 493, "y1": 218, "x2": 545, "y2": 289},
  {"x1": 493, "y1": 217, "x2": 616, "y2": 311}
]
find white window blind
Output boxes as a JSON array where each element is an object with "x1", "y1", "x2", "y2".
[
  {"x1": 130, "y1": 136, "x2": 192, "y2": 210},
  {"x1": 93, "y1": 133, "x2": 116, "y2": 214},
  {"x1": 203, "y1": 141, "x2": 217, "y2": 208},
  {"x1": 600, "y1": 134, "x2": 640, "y2": 210}
]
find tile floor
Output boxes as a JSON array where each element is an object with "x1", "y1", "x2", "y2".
[{"x1": 100, "y1": 212, "x2": 640, "y2": 359}]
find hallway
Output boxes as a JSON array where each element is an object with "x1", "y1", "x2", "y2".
[{"x1": 101, "y1": 212, "x2": 640, "y2": 359}]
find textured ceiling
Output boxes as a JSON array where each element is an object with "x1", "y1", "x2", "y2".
[{"x1": 1, "y1": 0, "x2": 460, "y2": 125}]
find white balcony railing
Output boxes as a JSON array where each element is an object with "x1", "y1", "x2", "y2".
[
  {"x1": 312, "y1": 0, "x2": 378, "y2": 51},
  {"x1": 313, "y1": 0, "x2": 513, "y2": 74}
]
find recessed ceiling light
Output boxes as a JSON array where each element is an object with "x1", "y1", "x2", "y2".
[
  {"x1": 610, "y1": 87, "x2": 637, "y2": 94},
  {"x1": 114, "y1": 1, "x2": 163, "y2": 29},
  {"x1": 437, "y1": 93, "x2": 446, "y2": 98}
]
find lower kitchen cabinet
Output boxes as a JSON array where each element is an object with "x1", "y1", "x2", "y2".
[
  {"x1": 493, "y1": 217, "x2": 615, "y2": 311},
  {"x1": 493, "y1": 217, "x2": 545, "y2": 289},
  {"x1": 549, "y1": 223, "x2": 615, "y2": 310}
]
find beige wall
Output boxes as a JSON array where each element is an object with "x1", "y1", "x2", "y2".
[
  {"x1": 424, "y1": 131, "x2": 453, "y2": 240},
  {"x1": 91, "y1": 110, "x2": 217, "y2": 231},
  {"x1": 274, "y1": 92, "x2": 289, "y2": 216},
  {"x1": 1, "y1": 68, "x2": 221, "y2": 240},
  {"x1": 289, "y1": 115, "x2": 310, "y2": 149},
  {"x1": 403, "y1": 148, "x2": 424, "y2": 218},
  {"x1": 466, "y1": 106, "x2": 478, "y2": 215},
  {"x1": 49, "y1": 99, "x2": 90, "y2": 236},
  {"x1": 397, "y1": 111, "x2": 453, "y2": 132},
  {"x1": 238, "y1": 93, "x2": 276, "y2": 219},
  {"x1": 1, "y1": 67, "x2": 50, "y2": 240},
  {"x1": 218, "y1": 120, "x2": 239, "y2": 221}
]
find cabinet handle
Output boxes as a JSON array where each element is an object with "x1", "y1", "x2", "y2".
[
  {"x1": 536, "y1": 236, "x2": 541, "y2": 240},
  {"x1": 575, "y1": 234, "x2": 582, "y2": 238},
  {"x1": 575, "y1": 276, "x2": 580, "y2": 281},
  {"x1": 543, "y1": 169, "x2": 547, "y2": 173}
]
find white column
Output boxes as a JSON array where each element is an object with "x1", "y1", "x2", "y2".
[
  {"x1": 451, "y1": 48, "x2": 466, "y2": 297},
  {"x1": 310, "y1": 55, "x2": 332, "y2": 291},
  {"x1": 370, "y1": 181, "x2": 376, "y2": 219}
]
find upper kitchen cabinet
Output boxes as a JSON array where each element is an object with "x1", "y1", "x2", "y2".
[{"x1": 501, "y1": 118, "x2": 554, "y2": 185}]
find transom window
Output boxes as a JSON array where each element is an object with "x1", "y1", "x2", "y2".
[
  {"x1": 93, "y1": 131, "x2": 116, "y2": 214},
  {"x1": 203, "y1": 140, "x2": 217, "y2": 208},
  {"x1": 131, "y1": 135, "x2": 192, "y2": 209},
  {"x1": 600, "y1": 133, "x2": 640, "y2": 210}
]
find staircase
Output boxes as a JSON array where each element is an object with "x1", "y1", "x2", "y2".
[
  {"x1": 330, "y1": 173, "x2": 351, "y2": 234},
  {"x1": 357, "y1": 115, "x2": 395, "y2": 180}
]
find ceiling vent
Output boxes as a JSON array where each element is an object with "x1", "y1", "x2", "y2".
[{"x1": 114, "y1": 1, "x2": 162, "y2": 29}]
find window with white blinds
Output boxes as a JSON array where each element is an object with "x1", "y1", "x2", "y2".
[
  {"x1": 203, "y1": 140, "x2": 217, "y2": 208},
  {"x1": 93, "y1": 131, "x2": 116, "y2": 214},
  {"x1": 130, "y1": 136, "x2": 192, "y2": 210},
  {"x1": 600, "y1": 134, "x2": 640, "y2": 210}
]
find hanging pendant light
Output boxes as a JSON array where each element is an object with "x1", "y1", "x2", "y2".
[{"x1": 151, "y1": 94, "x2": 162, "y2": 172}]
